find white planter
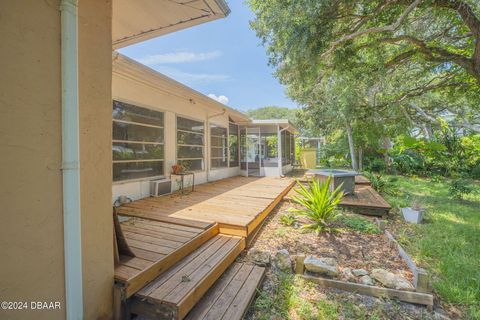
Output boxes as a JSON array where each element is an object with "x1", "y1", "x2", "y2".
[{"x1": 401, "y1": 207, "x2": 425, "y2": 224}]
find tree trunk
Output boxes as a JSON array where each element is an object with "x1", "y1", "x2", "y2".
[
  {"x1": 382, "y1": 136, "x2": 393, "y2": 172},
  {"x1": 346, "y1": 123, "x2": 358, "y2": 171}
]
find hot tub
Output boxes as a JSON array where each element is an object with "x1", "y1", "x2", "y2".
[{"x1": 307, "y1": 169, "x2": 357, "y2": 195}]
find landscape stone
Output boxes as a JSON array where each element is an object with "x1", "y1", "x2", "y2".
[
  {"x1": 304, "y1": 256, "x2": 339, "y2": 277},
  {"x1": 360, "y1": 275, "x2": 374, "y2": 286},
  {"x1": 342, "y1": 267, "x2": 355, "y2": 281},
  {"x1": 371, "y1": 268, "x2": 414, "y2": 291},
  {"x1": 352, "y1": 268, "x2": 368, "y2": 277},
  {"x1": 273, "y1": 249, "x2": 292, "y2": 273},
  {"x1": 247, "y1": 248, "x2": 271, "y2": 266}
]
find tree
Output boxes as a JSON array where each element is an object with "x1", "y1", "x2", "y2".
[
  {"x1": 248, "y1": 0, "x2": 480, "y2": 133},
  {"x1": 246, "y1": 106, "x2": 299, "y2": 125}
]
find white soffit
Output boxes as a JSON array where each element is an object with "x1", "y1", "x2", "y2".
[{"x1": 113, "y1": 0, "x2": 230, "y2": 49}]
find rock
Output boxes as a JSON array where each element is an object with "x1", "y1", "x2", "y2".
[
  {"x1": 371, "y1": 268, "x2": 414, "y2": 291},
  {"x1": 304, "y1": 256, "x2": 339, "y2": 277},
  {"x1": 247, "y1": 248, "x2": 271, "y2": 266},
  {"x1": 359, "y1": 275, "x2": 374, "y2": 286},
  {"x1": 352, "y1": 268, "x2": 368, "y2": 277},
  {"x1": 273, "y1": 249, "x2": 292, "y2": 273},
  {"x1": 342, "y1": 268, "x2": 355, "y2": 281}
]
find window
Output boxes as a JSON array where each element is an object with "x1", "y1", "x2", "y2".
[
  {"x1": 210, "y1": 124, "x2": 228, "y2": 169},
  {"x1": 112, "y1": 100, "x2": 164, "y2": 181},
  {"x1": 177, "y1": 116, "x2": 205, "y2": 171},
  {"x1": 229, "y1": 123, "x2": 239, "y2": 167}
]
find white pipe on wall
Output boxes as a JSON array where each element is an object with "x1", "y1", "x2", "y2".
[{"x1": 60, "y1": 0, "x2": 84, "y2": 319}]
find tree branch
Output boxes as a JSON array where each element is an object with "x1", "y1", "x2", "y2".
[{"x1": 322, "y1": 0, "x2": 422, "y2": 57}]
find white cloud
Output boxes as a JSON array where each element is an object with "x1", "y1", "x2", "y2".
[
  {"x1": 208, "y1": 94, "x2": 229, "y2": 105},
  {"x1": 154, "y1": 66, "x2": 231, "y2": 85},
  {"x1": 138, "y1": 50, "x2": 222, "y2": 65}
]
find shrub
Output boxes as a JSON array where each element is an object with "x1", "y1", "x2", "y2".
[
  {"x1": 337, "y1": 214, "x2": 381, "y2": 234},
  {"x1": 363, "y1": 172, "x2": 398, "y2": 196},
  {"x1": 449, "y1": 179, "x2": 474, "y2": 200},
  {"x1": 279, "y1": 212, "x2": 297, "y2": 226},
  {"x1": 289, "y1": 177, "x2": 344, "y2": 233}
]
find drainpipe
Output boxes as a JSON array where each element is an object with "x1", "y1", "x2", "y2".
[
  {"x1": 61, "y1": 0, "x2": 83, "y2": 319},
  {"x1": 277, "y1": 125, "x2": 290, "y2": 177}
]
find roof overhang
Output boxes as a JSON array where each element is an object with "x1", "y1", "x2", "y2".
[
  {"x1": 112, "y1": 52, "x2": 250, "y2": 122},
  {"x1": 251, "y1": 119, "x2": 298, "y2": 133},
  {"x1": 113, "y1": 0, "x2": 230, "y2": 49}
]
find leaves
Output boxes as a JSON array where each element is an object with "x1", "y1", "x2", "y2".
[{"x1": 290, "y1": 177, "x2": 344, "y2": 233}]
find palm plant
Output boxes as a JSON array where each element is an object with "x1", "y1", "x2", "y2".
[{"x1": 289, "y1": 177, "x2": 344, "y2": 233}]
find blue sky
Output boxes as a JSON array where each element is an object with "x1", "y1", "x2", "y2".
[{"x1": 118, "y1": 1, "x2": 298, "y2": 112}]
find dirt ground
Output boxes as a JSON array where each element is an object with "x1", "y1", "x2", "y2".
[{"x1": 240, "y1": 200, "x2": 445, "y2": 320}]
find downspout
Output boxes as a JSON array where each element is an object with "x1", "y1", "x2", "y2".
[{"x1": 61, "y1": 1, "x2": 83, "y2": 319}]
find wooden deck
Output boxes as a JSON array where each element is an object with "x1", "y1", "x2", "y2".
[
  {"x1": 115, "y1": 217, "x2": 218, "y2": 298},
  {"x1": 116, "y1": 176, "x2": 295, "y2": 237},
  {"x1": 129, "y1": 234, "x2": 245, "y2": 320},
  {"x1": 185, "y1": 263, "x2": 265, "y2": 320},
  {"x1": 339, "y1": 184, "x2": 391, "y2": 216},
  {"x1": 286, "y1": 176, "x2": 391, "y2": 216}
]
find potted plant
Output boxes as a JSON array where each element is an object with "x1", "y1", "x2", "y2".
[
  {"x1": 401, "y1": 198, "x2": 425, "y2": 224},
  {"x1": 171, "y1": 164, "x2": 185, "y2": 175}
]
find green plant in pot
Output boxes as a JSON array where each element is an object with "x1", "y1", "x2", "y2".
[
  {"x1": 401, "y1": 197, "x2": 425, "y2": 224},
  {"x1": 289, "y1": 177, "x2": 344, "y2": 234}
]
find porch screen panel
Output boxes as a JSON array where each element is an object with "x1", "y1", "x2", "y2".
[
  {"x1": 210, "y1": 124, "x2": 228, "y2": 169},
  {"x1": 229, "y1": 123, "x2": 239, "y2": 167},
  {"x1": 262, "y1": 133, "x2": 278, "y2": 167},
  {"x1": 112, "y1": 100, "x2": 164, "y2": 181},
  {"x1": 177, "y1": 116, "x2": 205, "y2": 171}
]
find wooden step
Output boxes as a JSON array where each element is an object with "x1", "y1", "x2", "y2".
[
  {"x1": 185, "y1": 263, "x2": 265, "y2": 320},
  {"x1": 128, "y1": 234, "x2": 245, "y2": 320},
  {"x1": 114, "y1": 217, "x2": 218, "y2": 298}
]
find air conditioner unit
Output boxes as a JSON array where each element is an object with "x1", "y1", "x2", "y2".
[{"x1": 150, "y1": 179, "x2": 172, "y2": 197}]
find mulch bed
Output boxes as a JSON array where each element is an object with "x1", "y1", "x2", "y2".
[{"x1": 241, "y1": 200, "x2": 413, "y2": 282}]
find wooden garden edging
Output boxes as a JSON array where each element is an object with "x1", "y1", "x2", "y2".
[
  {"x1": 375, "y1": 218, "x2": 430, "y2": 293},
  {"x1": 294, "y1": 219, "x2": 434, "y2": 310},
  {"x1": 301, "y1": 274, "x2": 433, "y2": 309}
]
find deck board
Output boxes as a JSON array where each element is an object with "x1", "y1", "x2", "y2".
[
  {"x1": 118, "y1": 176, "x2": 294, "y2": 236},
  {"x1": 286, "y1": 179, "x2": 391, "y2": 216},
  {"x1": 131, "y1": 234, "x2": 246, "y2": 320},
  {"x1": 114, "y1": 217, "x2": 218, "y2": 298},
  {"x1": 185, "y1": 263, "x2": 265, "y2": 320}
]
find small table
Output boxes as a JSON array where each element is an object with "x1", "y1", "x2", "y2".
[{"x1": 170, "y1": 171, "x2": 195, "y2": 194}]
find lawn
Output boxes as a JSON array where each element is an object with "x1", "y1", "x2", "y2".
[{"x1": 383, "y1": 175, "x2": 480, "y2": 319}]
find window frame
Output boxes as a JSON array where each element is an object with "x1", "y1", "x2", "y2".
[
  {"x1": 210, "y1": 124, "x2": 228, "y2": 170},
  {"x1": 176, "y1": 115, "x2": 206, "y2": 172},
  {"x1": 112, "y1": 99, "x2": 165, "y2": 183}
]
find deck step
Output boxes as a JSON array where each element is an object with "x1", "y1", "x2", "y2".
[
  {"x1": 129, "y1": 234, "x2": 245, "y2": 320},
  {"x1": 185, "y1": 263, "x2": 265, "y2": 320},
  {"x1": 114, "y1": 218, "x2": 219, "y2": 298}
]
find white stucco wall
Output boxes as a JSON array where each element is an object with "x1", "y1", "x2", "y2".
[{"x1": 111, "y1": 56, "x2": 242, "y2": 203}]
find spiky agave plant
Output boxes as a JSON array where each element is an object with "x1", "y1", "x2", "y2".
[{"x1": 289, "y1": 177, "x2": 344, "y2": 234}]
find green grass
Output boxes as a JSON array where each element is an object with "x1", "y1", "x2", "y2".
[{"x1": 384, "y1": 175, "x2": 480, "y2": 319}]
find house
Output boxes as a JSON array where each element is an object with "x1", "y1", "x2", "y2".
[
  {"x1": 112, "y1": 53, "x2": 296, "y2": 201},
  {"x1": 1, "y1": 1, "x2": 295, "y2": 319}
]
